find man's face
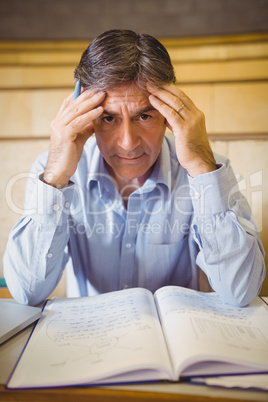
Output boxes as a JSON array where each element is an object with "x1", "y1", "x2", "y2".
[{"x1": 93, "y1": 83, "x2": 166, "y2": 187}]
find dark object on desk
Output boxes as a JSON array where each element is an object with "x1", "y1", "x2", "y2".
[
  {"x1": 0, "y1": 278, "x2": 7, "y2": 288},
  {"x1": 0, "y1": 300, "x2": 42, "y2": 344}
]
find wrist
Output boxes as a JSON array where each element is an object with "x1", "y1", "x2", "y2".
[
  {"x1": 186, "y1": 160, "x2": 217, "y2": 178},
  {"x1": 43, "y1": 170, "x2": 71, "y2": 189}
]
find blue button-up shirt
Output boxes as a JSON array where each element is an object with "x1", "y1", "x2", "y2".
[{"x1": 4, "y1": 135, "x2": 265, "y2": 306}]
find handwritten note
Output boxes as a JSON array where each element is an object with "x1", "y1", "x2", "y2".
[
  {"x1": 10, "y1": 288, "x2": 172, "y2": 387},
  {"x1": 154, "y1": 286, "x2": 268, "y2": 376},
  {"x1": 45, "y1": 290, "x2": 152, "y2": 363},
  {"x1": 7, "y1": 286, "x2": 268, "y2": 389}
]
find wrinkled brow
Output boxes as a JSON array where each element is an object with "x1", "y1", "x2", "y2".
[{"x1": 101, "y1": 106, "x2": 158, "y2": 117}]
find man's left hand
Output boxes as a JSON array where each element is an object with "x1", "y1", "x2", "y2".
[{"x1": 147, "y1": 83, "x2": 217, "y2": 177}]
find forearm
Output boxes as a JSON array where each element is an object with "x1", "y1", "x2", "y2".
[
  {"x1": 4, "y1": 171, "x2": 74, "y2": 305},
  {"x1": 4, "y1": 218, "x2": 69, "y2": 305},
  {"x1": 194, "y1": 213, "x2": 265, "y2": 306},
  {"x1": 189, "y1": 161, "x2": 265, "y2": 306}
]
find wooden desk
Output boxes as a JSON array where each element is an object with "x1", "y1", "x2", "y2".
[
  {"x1": 2, "y1": 384, "x2": 267, "y2": 402},
  {"x1": 0, "y1": 295, "x2": 267, "y2": 402}
]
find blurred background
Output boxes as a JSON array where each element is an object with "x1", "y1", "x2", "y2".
[{"x1": 0, "y1": 0, "x2": 268, "y2": 296}]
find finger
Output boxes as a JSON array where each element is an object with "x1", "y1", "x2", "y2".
[
  {"x1": 72, "y1": 87, "x2": 100, "y2": 105},
  {"x1": 60, "y1": 91, "x2": 106, "y2": 126},
  {"x1": 162, "y1": 84, "x2": 200, "y2": 113},
  {"x1": 147, "y1": 83, "x2": 195, "y2": 112},
  {"x1": 65, "y1": 105, "x2": 104, "y2": 141},
  {"x1": 56, "y1": 89, "x2": 95, "y2": 118},
  {"x1": 56, "y1": 92, "x2": 75, "y2": 116},
  {"x1": 76, "y1": 122, "x2": 95, "y2": 147},
  {"x1": 148, "y1": 94, "x2": 183, "y2": 128},
  {"x1": 147, "y1": 86, "x2": 187, "y2": 116}
]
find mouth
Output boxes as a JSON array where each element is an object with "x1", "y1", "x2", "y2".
[{"x1": 115, "y1": 154, "x2": 145, "y2": 163}]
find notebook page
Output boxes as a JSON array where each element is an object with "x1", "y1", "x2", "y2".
[
  {"x1": 154, "y1": 286, "x2": 268, "y2": 378},
  {"x1": 8, "y1": 288, "x2": 173, "y2": 388}
]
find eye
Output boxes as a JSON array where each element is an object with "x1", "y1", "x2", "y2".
[
  {"x1": 139, "y1": 114, "x2": 151, "y2": 121},
  {"x1": 102, "y1": 115, "x2": 114, "y2": 123}
]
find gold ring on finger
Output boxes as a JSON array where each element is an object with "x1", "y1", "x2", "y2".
[{"x1": 176, "y1": 104, "x2": 185, "y2": 114}]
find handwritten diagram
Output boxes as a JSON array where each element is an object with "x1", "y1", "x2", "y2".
[{"x1": 44, "y1": 289, "x2": 157, "y2": 367}]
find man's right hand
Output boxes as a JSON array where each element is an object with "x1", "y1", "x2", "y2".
[{"x1": 43, "y1": 89, "x2": 106, "y2": 188}]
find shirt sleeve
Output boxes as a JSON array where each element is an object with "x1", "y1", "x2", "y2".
[
  {"x1": 3, "y1": 153, "x2": 75, "y2": 306},
  {"x1": 188, "y1": 158, "x2": 266, "y2": 307}
]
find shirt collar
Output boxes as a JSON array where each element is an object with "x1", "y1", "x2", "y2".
[{"x1": 86, "y1": 136, "x2": 172, "y2": 194}]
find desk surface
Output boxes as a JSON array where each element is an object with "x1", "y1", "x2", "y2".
[{"x1": 0, "y1": 295, "x2": 267, "y2": 402}]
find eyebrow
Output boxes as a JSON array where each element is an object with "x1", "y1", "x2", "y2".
[{"x1": 101, "y1": 106, "x2": 158, "y2": 117}]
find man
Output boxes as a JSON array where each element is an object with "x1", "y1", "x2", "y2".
[{"x1": 4, "y1": 30, "x2": 265, "y2": 306}]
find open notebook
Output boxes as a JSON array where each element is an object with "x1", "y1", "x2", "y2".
[
  {"x1": 0, "y1": 300, "x2": 42, "y2": 344},
  {"x1": 6, "y1": 287, "x2": 268, "y2": 389}
]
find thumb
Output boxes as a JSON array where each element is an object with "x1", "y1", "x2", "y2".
[{"x1": 77, "y1": 123, "x2": 95, "y2": 147}]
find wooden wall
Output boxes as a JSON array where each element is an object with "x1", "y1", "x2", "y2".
[{"x1": 1, "y1": 34, "x2": 268, "y2": 296}]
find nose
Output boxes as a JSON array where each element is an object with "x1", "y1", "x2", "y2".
[{"x1": 117, "y1": 120, "x2": 141, "y2": 152}]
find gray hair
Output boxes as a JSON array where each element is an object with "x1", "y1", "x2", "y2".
[{"x1": 74, "y1": 29, "x2": 176, "y2": 91}]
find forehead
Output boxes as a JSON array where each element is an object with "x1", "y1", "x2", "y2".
[{"x1": 102, "y1": 84, "x2": 150, "y2": 108}]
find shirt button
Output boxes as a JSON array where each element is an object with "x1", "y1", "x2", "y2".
[
  {"x1": 123, "y1": 285, "x2": 128, "y2": 289},
  {"x1": 194, "y1": 192, "x2": 200, "y2": 199},
  {"x1": 47, "y1": 253, "x2": 53, "y2": 259},
  {"x1": 125, "y1": 243, "x2": 131, "y2": 248},
  {"x1": 53, "y1": 204, "x2": 60, "y2": 211},
  {"x1": 65, "y1": 201, "x2": 70, "y2": 208}
]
